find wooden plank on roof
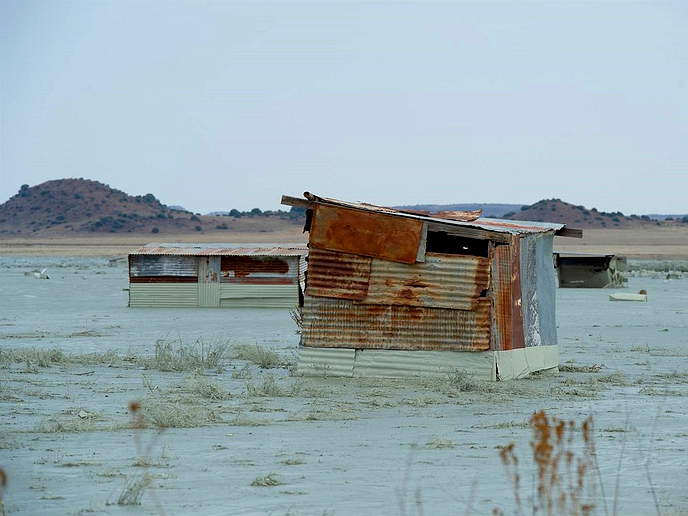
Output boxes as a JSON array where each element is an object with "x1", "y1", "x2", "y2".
[
  {"x1": 310, "y1": 204, "x2": 424, "y2": 265},
  {"x1": 555, "y1": 226, "x2": 583, "y2": 239},
  {"x1": 425, "y1": 222, "x2": 512, "y2": 243}
]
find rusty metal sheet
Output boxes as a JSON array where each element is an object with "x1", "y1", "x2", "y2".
[
  {"x1": 491, "y1": 240, "x2": 525, "y2": 351},
  {"x1": 130, "y1": 243, "x2": 308, "y2": 256},
  {"x1": 309, "y1": 204, "x2": 424, "y2": 265},
  {"x1": 301, "y1": 296, "x2": 490, "y2": 352},
  {"x1": 284, "y1": 192, "x2": 574, "y2": 237},
  {"x1": 129, "y1": 255, "x2": 198, "y2": 277},
  {"x1": 361, "y1": 253, "x2": 489, "y2": 310},
  {"x1": 220, "y1": 255, "x2": 297, "y2": 284},
  {"x1": 305, "y1": 247, "x2": 371, "y2": 300}
]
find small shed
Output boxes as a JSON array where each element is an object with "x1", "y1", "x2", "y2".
[
  {"x1": 128, "y1": 243, "x2": 307, "y2": 308},
  {"x1": 282, "y1": 192, "x2": 582, "y2": 380},
  {"x1": 553, "y1": 252, "x2": 627, "y2": 288}
]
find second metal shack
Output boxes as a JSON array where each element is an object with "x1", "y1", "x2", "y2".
[
  {"x1": 282, "y1": 192, "x2": 582, "y2": 380},
  {"x1": 128, "y1": 243, "x2": 307, "y2": 308}
]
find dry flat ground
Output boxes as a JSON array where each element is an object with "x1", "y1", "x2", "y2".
[
  {"x1": 2, "y1": 224, "x2": 688, "y2": 258},
  {"x1": 1, "y1": 231, "x2": 688, "y2": 516}
]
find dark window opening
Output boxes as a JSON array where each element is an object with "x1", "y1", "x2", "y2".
[{"x1": 426, "y1": 232, "x2": 489, "y2": 257}]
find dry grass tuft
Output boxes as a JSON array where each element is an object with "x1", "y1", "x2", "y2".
[
  {"x1": 233, "y1": 343, "x2": 283, "y2": 369},
  {"x1": 138, "y1": 399, "x2": 209, "y2": 429},
  {"x1": 245, "y1": 373, "x2": 306, "y2": 397},
  {"x1": 250, "y1": 473, "x2": 283, "y2": 487},
  {"x1": 496, "y1": 410, "x2": 598, "y2": 516},
  {"x1": 184, "y1": 375, "x2": 231, "y2": 400},
  {"x1": 116, "y1": 473, "x2": 152, "y2": 506},
  {"x1": 149, "y1": 336, "x2": 231, "y2": 372},
  {"x1": 36, "y1": 408, "x2": 105, "y2": 433},
  {"x1": 425, "y1": 436, "x2": 457, "y2": 449}
]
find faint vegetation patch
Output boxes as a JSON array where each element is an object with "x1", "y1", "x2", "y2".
[
  {"x1": 231, "y1": 363, "x2": 254, "y2": 379},
  {"x1": 139, "y1": 399, "x2": 214, "y2": 428},
  {"x1": 474, "y1": 419, "x2": 529, "y2": 430},
  {"x1": 559, "y1": 363, "x2": 606, "y2": 373},
  {"x1": 36, "y1": 408, "x2": 105, "y2": 433},
  {"x1": 251, "y1": 473, "x2": 283, "y2": 486},
  {"x1": 147, "y1": 336, "x2": 231, "y2": 372},
  {"x1": 233, "y1": 343, "x2": 283, "y2": 369},
  {"x1": 184, "y1": 375, "x2": 231, "y2": 400},
  {"x1": 245, "y1": 373, "x2": 312, "y2": 398},
  {"x1": 425, "y1": 435, "x2": 457, "y2": 449},
  {"x1": 228, "y1": 409, "x2": 272, "y2": 427},
  {"x1": 281, "y1": 457, "x2": 306, "y2": 466},
  {"x1": 600, "y1": 426, "x2": 628, "y2": 433},
  {"x1": 115, "y1": 474, "x2": 152, "y2": 505}
]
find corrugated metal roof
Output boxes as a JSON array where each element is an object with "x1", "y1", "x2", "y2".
[
  {"x1": 130, "y1": 243, "x2": 308, "y2": 256},
  {"x1": 285, "y1": 193, "x2": 575, "y2": 236}
]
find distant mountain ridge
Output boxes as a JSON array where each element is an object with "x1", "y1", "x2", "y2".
[{"x1": 1, "y1": 178, "x2": 686, "y2": 236}]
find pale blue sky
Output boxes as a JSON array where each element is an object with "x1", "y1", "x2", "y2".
[{"x1": 1, "y1": 1, "x2": 686, "y2": 215}]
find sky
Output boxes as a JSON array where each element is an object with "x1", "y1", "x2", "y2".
[{"x1": 1, "y1": 1, "x2": 686, "y2": 216}]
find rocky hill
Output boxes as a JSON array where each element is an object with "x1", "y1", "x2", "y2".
[
  {"x1": 0, "y1": 179, "x2": 303, "y2": 236},
  {"x1": 501, "y1": 198, "x2": 679, "y2": 228}
]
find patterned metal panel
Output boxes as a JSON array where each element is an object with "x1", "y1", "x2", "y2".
[
  {"x1": 128, "y1": 284, "x2": 199, "y2": 307},
  {"x1": 129, "y1": 255, "x2": 198, "y2": 277},
  {"x1": 301, "y1": 296, "x2": 490, "y2": 352},
  {"x1": 362, "y1": 253, "x2": 489, "y2": 310},
  {"x1": 310, "y1": 203, "x2": 424, "y2": 264},
  {"x1": 306, "y1": 247, "x2": 371, "y2": 301}
]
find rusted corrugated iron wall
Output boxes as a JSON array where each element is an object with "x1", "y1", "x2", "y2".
[
  {"x1": 302, "y1": 245, "x2": 491, "y2": 351},
  {"x1": 491, "y1": 240, "x2": 525, "y2": 351},
  {"x1": 306, "y1": 247, "x2": 371, "y2": 300},
  {"x1": 301, "y1": 297, "x2": 490, "y2": 351},
  {"x1": 129, "y1": 255, "x2": 198, "y2": 282}
]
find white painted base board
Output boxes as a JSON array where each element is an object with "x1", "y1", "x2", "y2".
[{"x1": 297, "y1": 345, "x2": 559, "y2": 381}]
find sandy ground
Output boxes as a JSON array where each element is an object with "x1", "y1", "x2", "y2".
[
  {"x1": 3, "y1": 225, "x2": 688, "y2": 259},
  {"x1": 1, "y1": 256, "x2": 688, "y2": 515}
]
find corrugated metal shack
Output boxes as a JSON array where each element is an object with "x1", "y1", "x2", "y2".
[
  {"x1": 128, "y1": 243, "x2": 307, "y2": 308},
  {"x1": 282, "y1": 192, "x2": 582, "y2": 380},
  {"x1": 553, "y1": 252, "x2": 627, "y2": 288}
]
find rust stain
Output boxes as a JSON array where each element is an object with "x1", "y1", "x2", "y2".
[
  {"x1": 492, "y1": 244, "x2": 513, "y2": 351},
  {"x1": 306, "y1": 247, "x2": 371, "y2": 301},
  {"x1": 362, "y1": 254, "x2": 489, "y2": 311},
  {"x1": 129, "y1": 276, "x2": 198, "y2": 283},
  {"x1": 221, "y1": 256, "x2": 289, "y2": 278},
  {"x1": 310, "y1": 204, "x2": 423, "y2": 265},
  {"x1": 510, "y1": 237, "x2": 526, "y2": 350}
]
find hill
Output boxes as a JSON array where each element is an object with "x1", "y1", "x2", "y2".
[
  {"x1": 0, "y1": 179, "x2": 304, "y2": 237},
  {"x1": 2, "y1": 179, "x2": 687, "y2": 238},
  {"x1": 501, "y1": 198, "x2": 684, "y2": 228}
]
